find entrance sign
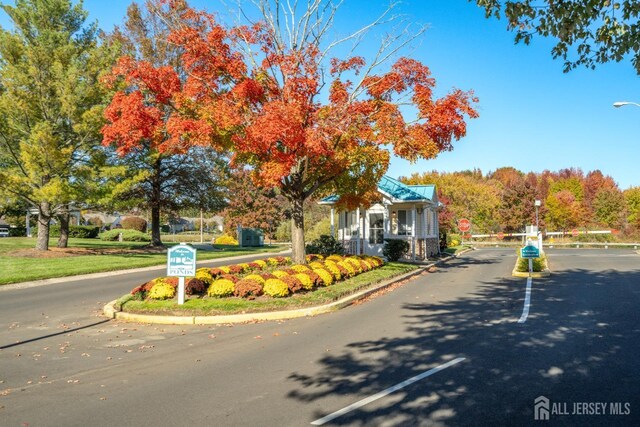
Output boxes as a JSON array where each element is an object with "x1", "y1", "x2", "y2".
[
  {"x1": 167, "y1": 244, "x2": 197, "y2": 305},
  {"x1": 458, "y1": 218, "x2": 471, "y2": 232},
  {"x1": 520, "y1": 245, "x2": 540, "y2": 259}
]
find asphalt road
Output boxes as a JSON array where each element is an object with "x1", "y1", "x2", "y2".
[{"x1": 1, "y1": 248, "x2": 639, "y2": 426}]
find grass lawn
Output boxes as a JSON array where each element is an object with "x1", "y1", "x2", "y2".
[
  {"x1": 119, "y1": 262, "x2": 419, "y2": 316},
  {"x1": 0, "y1": 237, "x2": 286, "y2": 286},
  {"x1": 442, "y1": 245, "x2": 472, "y2": 256}
]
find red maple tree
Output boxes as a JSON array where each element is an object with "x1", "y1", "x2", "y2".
[{"x1": 103, "y1": 0, "x2": 479, "y2": 263}]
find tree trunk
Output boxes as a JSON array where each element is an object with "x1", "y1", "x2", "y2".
[
  {"x1": 150, "y1": 157, "x2": 163, "y2": 247},
  {"x1": 150, "y1": 203, "x2": 162, "y2": 246},
  {"x1": 35, "y1": 201, "x2": 51, "y2": 251},
  {"x1": 57, "y1": 207, "x2": 70, "y2": 248},
  {"x1": 290, "y1": 195, "x2": 306, "y2": 264}
]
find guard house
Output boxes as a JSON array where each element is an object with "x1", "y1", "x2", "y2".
[{"x1": 320, "y1": 175, "x2": 440, "y2": 260}]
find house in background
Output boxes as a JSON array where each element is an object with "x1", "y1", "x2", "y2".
[{"x1": 320, "y1": 176, "x2": 441, "y2": 261}]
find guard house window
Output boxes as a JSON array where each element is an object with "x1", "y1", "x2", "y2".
[
  {"x1": 345, "y1": 211, "x2": 358, "y2": 236},
  {"x1": 397, "y1": 210, "x2": 412, "y2": 235},
  {"x1": 369, "y1": 213, "x2": 384, "y2": 244}
]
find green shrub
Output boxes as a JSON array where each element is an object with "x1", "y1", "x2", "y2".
[
  {"x1": 448, "y1": 233, "x2": 461, "y2": 248},
  {"x1": 207, "y1": 279, "x2": 235, "y2": 297},
  {"x1": 383, "y1": 239, "x2": 410, "y2": 261},
  {"x1": 147, "y1": 282, "x2": 176, "y2": 300},
  {"x1": 516, "y1": 254, "x2": 546, "y2": 272},
  {"x1": 121, "y1": 216, "x2": 147, "y2": 233},
  {"x1": 305, "y1": 234, "x2": 345, "y2": 256},
  {"x1": 50, "y1": 225, "x2": 100, "y2": 238},
  {"x1": 439, "y1": 230, "x2": 448, "y2": 252},
  {"x1": 8, "y1": 226, "x2": 27, "y2": 237},
  {"x1": 263, "y1": 278, "x2": 290, "y2": 298},
  {"x1": 99, "y1": 229, "x2": 151, "y2": 242}
]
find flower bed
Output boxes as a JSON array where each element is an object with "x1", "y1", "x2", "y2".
[{"x1": 124, "y1": 254, "x2": 384, "y2": 305}]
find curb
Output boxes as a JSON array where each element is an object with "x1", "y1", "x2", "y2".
[
  {"x1": 511, "y1": 269, "x2": 551, "y2": 278},
  {"x1": 103, "y1": 250, "x2": 469, "y2": 325},
  {"x1": 0, "y1": 248, "x2": 290, "y2": 292}
]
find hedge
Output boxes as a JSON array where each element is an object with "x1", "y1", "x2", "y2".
[{"x1": 50, "y1": 225, "x2": 100, "y2": 238}]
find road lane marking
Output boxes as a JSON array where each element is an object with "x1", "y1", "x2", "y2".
[
  {"x1": 310, "y1": 357, "x2": 466, "y2": 425},
  {"x1": 518, "y1": 277, "x2": 532, "y2": 324}
]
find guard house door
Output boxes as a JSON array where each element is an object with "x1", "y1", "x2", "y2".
[{"x1": 366, "y1": 212, "x2": 384, "y2": 255}]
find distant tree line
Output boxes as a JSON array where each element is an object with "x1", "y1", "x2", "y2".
[{"x1": 402, "y1": 167, "x2": 640, "y2": 236}]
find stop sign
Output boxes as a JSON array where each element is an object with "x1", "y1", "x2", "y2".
[
  {"x1": 497, "y1": 232, "x2": 505, "y2": 240},
  {"x1": 458, "y1": 218, "x2": 471, "y2": 232},
  {"x1": 571, "y1": 229, "x2": 579, "y2": 237}
]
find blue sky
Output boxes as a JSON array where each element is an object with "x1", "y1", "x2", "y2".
[{"x1": 2, "y1": 0, "x2": 639, "y2": 189}]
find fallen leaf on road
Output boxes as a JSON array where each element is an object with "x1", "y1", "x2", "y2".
[{"x1": 254, "y1": 336, "x2": 262, "y2": 339}]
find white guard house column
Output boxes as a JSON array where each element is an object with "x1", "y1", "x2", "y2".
[
  {"x1": 356, "y1": 208, "x2": 361, "y2": 255},
  {"x1": 330, "y1": 207, "x2": 335, "y2": 237},
  {"x1": 411, "y1": 205, "x2": 416, "y2": 261}
]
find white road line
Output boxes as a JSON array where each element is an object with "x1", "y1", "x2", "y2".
[
  {"x1": 518, "y1": 277, "x2": 533, "y2": 324},
  {"x1": 310, "y1": 357, "x2": 466, "y2": 426}
]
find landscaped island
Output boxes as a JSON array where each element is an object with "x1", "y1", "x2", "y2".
[{"x1": 115, "y1": 254, "x2": 418, "y2": 316}]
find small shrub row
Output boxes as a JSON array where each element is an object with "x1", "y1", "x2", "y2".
[
  {"x1": 50, "y1": 225, "x2": 100, "y2": 239},
  {"x1": 100, "y1": 229, "x2": 151, "y2": 242},
  {"x1": 128, "y1": 254, "x2": 384, "y2": 302}
]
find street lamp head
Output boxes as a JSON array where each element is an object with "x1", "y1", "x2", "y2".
[{"x1": 613, "y1": 101, "x2": 640, "y2": 108}]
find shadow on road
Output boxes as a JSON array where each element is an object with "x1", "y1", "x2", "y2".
[
  {"x1": 0, "y1": 319, "x2": 111, "y2": 350},
  {"x1": 287, "y1": 266, "x2": 640, "y2": 425}
]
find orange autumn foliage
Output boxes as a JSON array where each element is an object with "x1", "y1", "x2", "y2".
[{"x1": 102, "y1": 0, "x2": 479, "y2": 262}]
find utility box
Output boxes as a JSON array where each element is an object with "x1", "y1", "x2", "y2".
[{"x1": 238, "y1": 228, "x2": 264, "y2": 247}]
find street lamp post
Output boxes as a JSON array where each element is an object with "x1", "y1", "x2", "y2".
[{"x1": 535, "y1": 199, "x2": 541, "y2": 250}]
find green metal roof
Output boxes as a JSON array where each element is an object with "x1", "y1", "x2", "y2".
[{"x1": 320, "y1": 175, "x2": 436, "y2": 204}]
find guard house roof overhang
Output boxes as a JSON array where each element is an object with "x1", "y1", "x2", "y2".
[{"x1": 319, "y1": 175, "x2": 437, "y2": 206}]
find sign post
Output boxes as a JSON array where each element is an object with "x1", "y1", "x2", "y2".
[
  {"x1": 167, "y1": 243, "x2": 197, "y2": 305},
  {"x1": 458, "y1": 218, "x2": 471, "y2": 244},
  {"x1": 520, "y1": 244, "x2": 540, "y2": 277}
]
